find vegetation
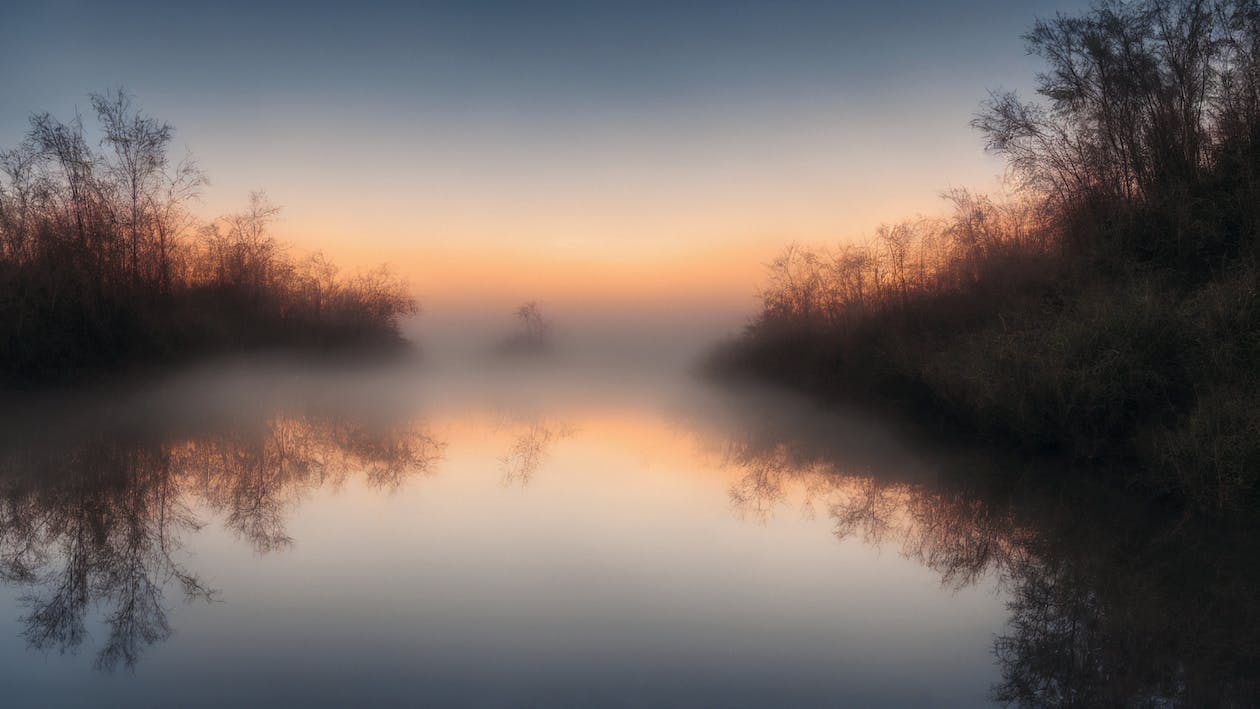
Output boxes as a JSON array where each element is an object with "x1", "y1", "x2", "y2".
[
  {"x1": 712, "y1": 391, "x2": 1260, "y2": 706},
  {"x1": 712, "y1": 0, "x2": 1260, "y2": 515},
  {"x1": 494, "y1": 301, "x2": 552, "y2": 355},
  {"x1": 0, "y1": 90, "x2": 417, "y2": 385},
  {"x1": 0, "y1": 395, "x2": 443, "y2": 670}
]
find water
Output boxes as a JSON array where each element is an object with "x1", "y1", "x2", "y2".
[{"x1": 0, "y1": 340, "x2": 1254, "y2": 707}]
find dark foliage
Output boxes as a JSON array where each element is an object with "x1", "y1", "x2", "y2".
[
  {"x1": 0, "y1": 90, "x2": 417, "y2": 385},
  {"x1": 713, "y1": 0, "x2": 1260, "y2": 515},
  {"x1": 712, "y1": 386, "x2": 1260, "y2": 707}
]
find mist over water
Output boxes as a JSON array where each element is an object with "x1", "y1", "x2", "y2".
[
  {"x1": 0, "y1": 313, "x2": 1013, "y2": 708},
  {"x1": 410, "y1": 297, "x2": 751, "y2": 365},
  {"x1": 7, "y1": 0, "x2": 1260, "y2": 703},
  {"x1": 1, "y1": 303, "x2": 1253, "y2": 706}
]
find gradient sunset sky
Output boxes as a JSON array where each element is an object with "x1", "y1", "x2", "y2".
[{"x1": 1, "y1": 0, "x2": 1086, "y2": 312}]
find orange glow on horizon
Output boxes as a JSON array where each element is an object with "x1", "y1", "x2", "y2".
[{"x1": 262, "y1": 188, "x2": 973, "y2": 312}]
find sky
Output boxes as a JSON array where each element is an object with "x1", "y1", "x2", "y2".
[{"x1": 0, "y1": 0, "x2": 1088, "y2": 316}]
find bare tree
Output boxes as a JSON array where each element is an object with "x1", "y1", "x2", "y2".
[
  {"x1": 92, "y1": 88, "x2": 176, "y2": 287},
  {"x1": 973, "y1": 0, "x2": 1260, "y2": 260},
  {"x1": 496, "y1": 301, "x2": 551, "y2": 354},
  {"x1": 515, "y1": 301, "x2": 549, "y2": 343}
]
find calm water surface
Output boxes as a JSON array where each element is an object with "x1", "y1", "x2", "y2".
[{"x1": 0, "y1": 343, "x2": 1252, "y2": 707}]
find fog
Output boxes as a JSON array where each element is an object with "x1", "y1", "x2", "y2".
[
  {"x1": 408, "y1": 297, "x2": 750, "y2": 366},
  {"x1": 0, "y1": 297, "x2": 937, "y2": 484},
  {"x1": 1, "y1": 303, "x2": 1249, "y2": 707}
]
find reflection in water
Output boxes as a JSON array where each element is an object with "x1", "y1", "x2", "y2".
[
  {"x1": 0, "y1": 440, "x2": 215, "y2": 673},
  {"x1": 190, "y1": 416, "x2": 443, "y2": 552},
  {"x1": 498, "y1": 419, "x2": 575, "y2": 488},
  {"x1": 705, "y1": 388, "x2": 1260, "y2": 706},
  {"x1": 0, "y1": 365, "x2": 1255, "y2": 706},
  {"x1": 0, "y1": 405, "x2": 443, "y2": 671}
]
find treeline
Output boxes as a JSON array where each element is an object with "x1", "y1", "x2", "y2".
[
  {"x1": 0, "y1": 90, "x2": 416, "y2": 383},
  {"x1": 714, "y1": 0, "x2": 1260, "y2": 514}
]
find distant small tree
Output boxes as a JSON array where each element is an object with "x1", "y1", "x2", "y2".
[
  {"x1": 494, "y1": 301, "x2": 551, "y2": 354},
  {"x1": 515, "y1": 301, "x2": 549, "y2": 344}
]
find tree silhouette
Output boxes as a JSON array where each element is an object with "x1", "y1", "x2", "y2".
[
  {"x1": 495, "y1": 301, "x2": 552, "y2": 354},
  {"x1": 0, "y1": 90, "x2": 418, "y2": 383}
]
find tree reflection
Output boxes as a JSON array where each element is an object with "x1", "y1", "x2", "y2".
[
  {"x1": 498, "y1": 419, "x2": 574, "y2": 488},
  {"x1": 185, "y1": 416, "x2": 443, "y2": 553},
  {"x1": 0, "y1": 406, "x2": 444, "y2": 671},
  {"x1": 706, "y1": 391, "x2": 1260, "y2": 706}
]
